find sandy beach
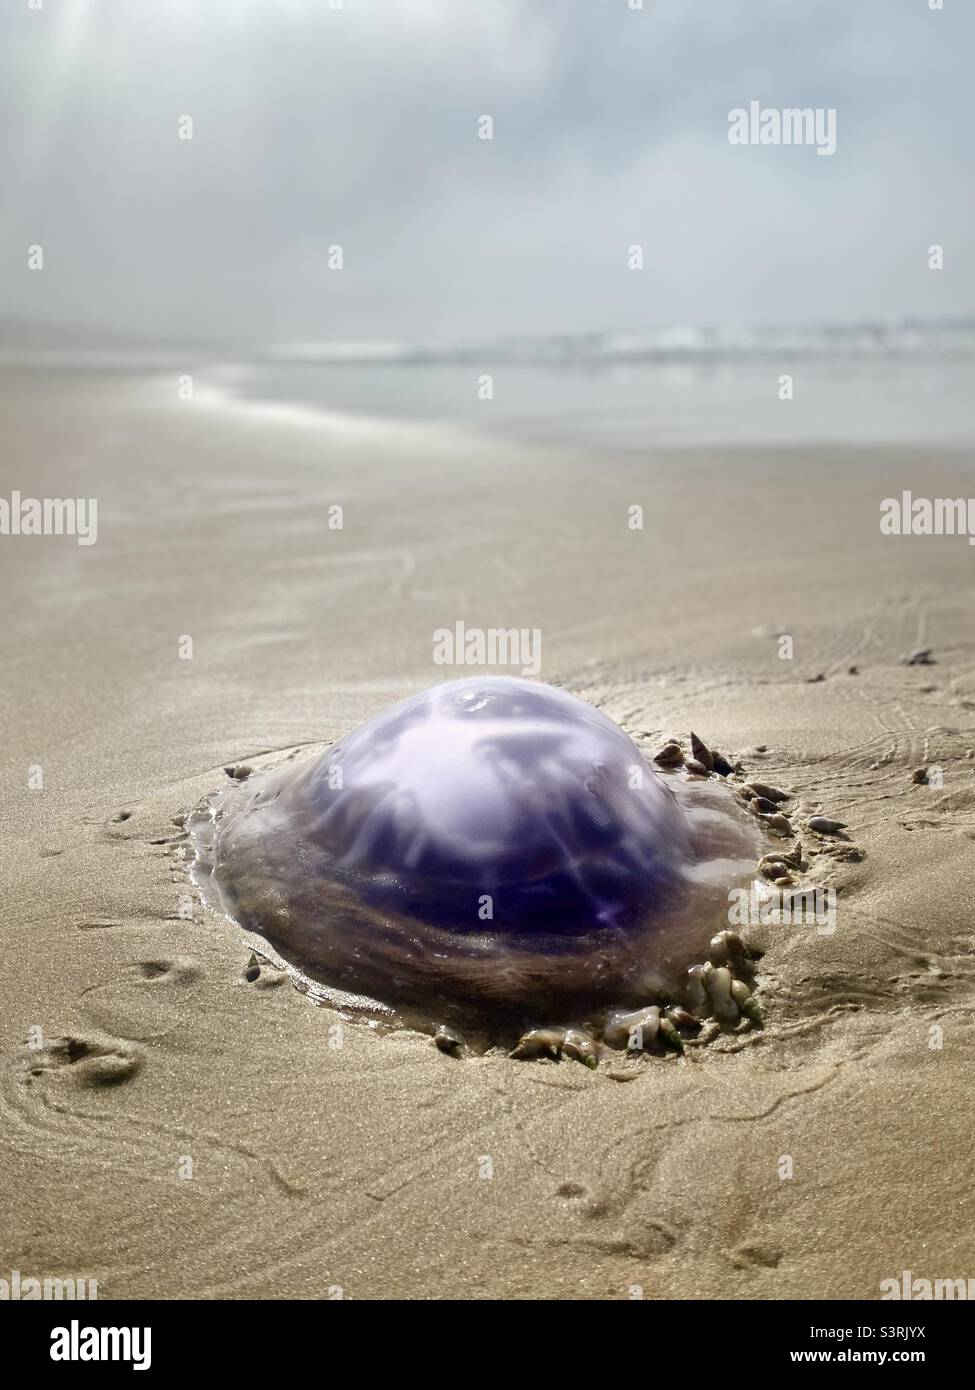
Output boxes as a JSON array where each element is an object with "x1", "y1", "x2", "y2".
[{"x1": 2, "y1": 367, "x2": 974, "y2": 1300}]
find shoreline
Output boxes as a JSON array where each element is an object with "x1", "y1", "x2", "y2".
[{"x1": 6, "y1": 358, "x2": 975, "y2": 455}]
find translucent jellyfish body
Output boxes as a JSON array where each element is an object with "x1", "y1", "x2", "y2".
[{"x1": 190, "y1": 678, "x2": 761, "y2": 1030}]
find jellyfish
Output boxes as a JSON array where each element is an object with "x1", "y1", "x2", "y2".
[{"x1": 189, "y1": 677, "x2": 764, "y2": 1052}]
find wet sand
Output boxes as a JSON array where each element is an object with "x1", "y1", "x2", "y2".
[{"x1": 2, "y1": 368, "x2": 974, "y2": 1299}]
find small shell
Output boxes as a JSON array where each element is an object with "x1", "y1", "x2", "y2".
[
  {"x1": 658, "y1": 1017, "x2": 684, "y2": 1052},
  {"x1": 911, "y1": 767, "x2": 928, "y2": 785},
  {"x1": 760, "y1": 812, "x2": 793, "y2": 836},
  {"x1": 510, "y1": 1027, "x2": 564, "y2": 1061},
  {"x1": 663, "y1": 1005, "x2": 699, "y2": 1031},
  {"x1": 244, "y1": 953, "x2": 261, "y2": 983},
  {"x1": 689, "y1": 732, "x2": 714, "y2": 772},
  {"x1": 733, "y1": 983, "x2": 763, "y2": 1023},
  {"x1": 685, "y1": 759, "x2": 710, "y2": 777},
  {"x1": 740, "y1": 997, "x2": 763, "y2": 1024},
  {"x1": 807, "y1": 816, "x2": 846, "y2": 835},
  {"x1": 760, "y1": 859, "x2": 789, "y2": 880},
  {"x1": 224, "y1": 763, "x2": 254, "y2": 781},
  {"x1": 604, "y1": 1005, "x2": 660, "y2": 1051},
  {"x1": 685, "y1": 962, "x2": 713, "y2": 1016},
  {"x1": 745, "y1": 782, "x2": 790, "y2": 803},
  {"x1": 750, "y1": 796, "x2": 780, "y2": 816},
  {"x1": 561, "y1": 1028, "x2": 599, "y2": 1069},
  {"x1": 782, "y1": 840, "x2": 806, "y2": 869},
  {"x1": 773, "y1": 875, "x2": 794, "y2": 887},
  {"x1": 709, "y1": 929, "x2": 746, "y2": 962},
  {"x1": 434, "y1": 1024, "x2": 464, "y2": 1056},
  {"x1": 730, "y1": 978, "x2": 752, "y2": 1008},
  {"x1": 653, "y1": 742, "x2": 684, "y2": 767},
  {"x1": 705, "y1": 966, "x2": 740, "y2": 1027}
]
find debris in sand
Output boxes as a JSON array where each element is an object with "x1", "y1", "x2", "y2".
[
  {"x1": 510, "y1": 1027, "x2": 565, "y2": 1061},
  {"x1": 760, "y1": 859, "x2": 789, "y2": 880},
  {"x1": 561, "y1": 1028, "x2": 599, "y2": 1068},
  {"x1": 708, "y1": 929, "x2": 749, "y2": 965},
  {"x1": 808, "y1": 816, "x2": 847, "y2": 836},
  {"x1": 689, "y1": 732, "x2": 714, "y2": 771},
  {"x1": 604, "y1": 1005, "x2": 660, "y2": 1051},
  {"x1": 434, "y1": 1024, "x2": 464, "y2": 1056},
  {"x1": 745, "y1": 781, "x2": 790, "y2": 803},
  {"x1": 653, "y1": 741, "x2": 684, "y2": 766}
]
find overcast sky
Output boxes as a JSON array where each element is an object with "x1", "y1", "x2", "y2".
[{"x1": 1, "y1": 0, "x2": 971, "y2": 343}]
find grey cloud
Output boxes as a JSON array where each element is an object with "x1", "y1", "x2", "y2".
[{"x1": 0, "y1": 0, "x2": 971, "y2": 342}]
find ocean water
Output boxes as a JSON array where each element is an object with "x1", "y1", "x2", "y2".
[
  {"x1": 212, "y1": 319, "x2": 975, "y2": 449},
  {"x1": 7, "y1": 317, "x2": 975, "y2": 449}
]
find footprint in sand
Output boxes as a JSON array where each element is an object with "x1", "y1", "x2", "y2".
[
  {"x1": 734, "y1": 1244, "x2": 783, "y2": 1270},
  {"x1": 127, "y1": 957, "x2": 203, "y2": 986},
  {"x1": 22, "y1": 1033, "x2": 143, "y2": 1090},
  {"x1": 78, "y1": 956, "x2": 204, "y2": 1038}
]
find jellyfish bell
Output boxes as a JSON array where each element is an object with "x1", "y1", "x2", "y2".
[{"x1": 190, "y1": 677, "x2": 761, "y2": 1030}]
